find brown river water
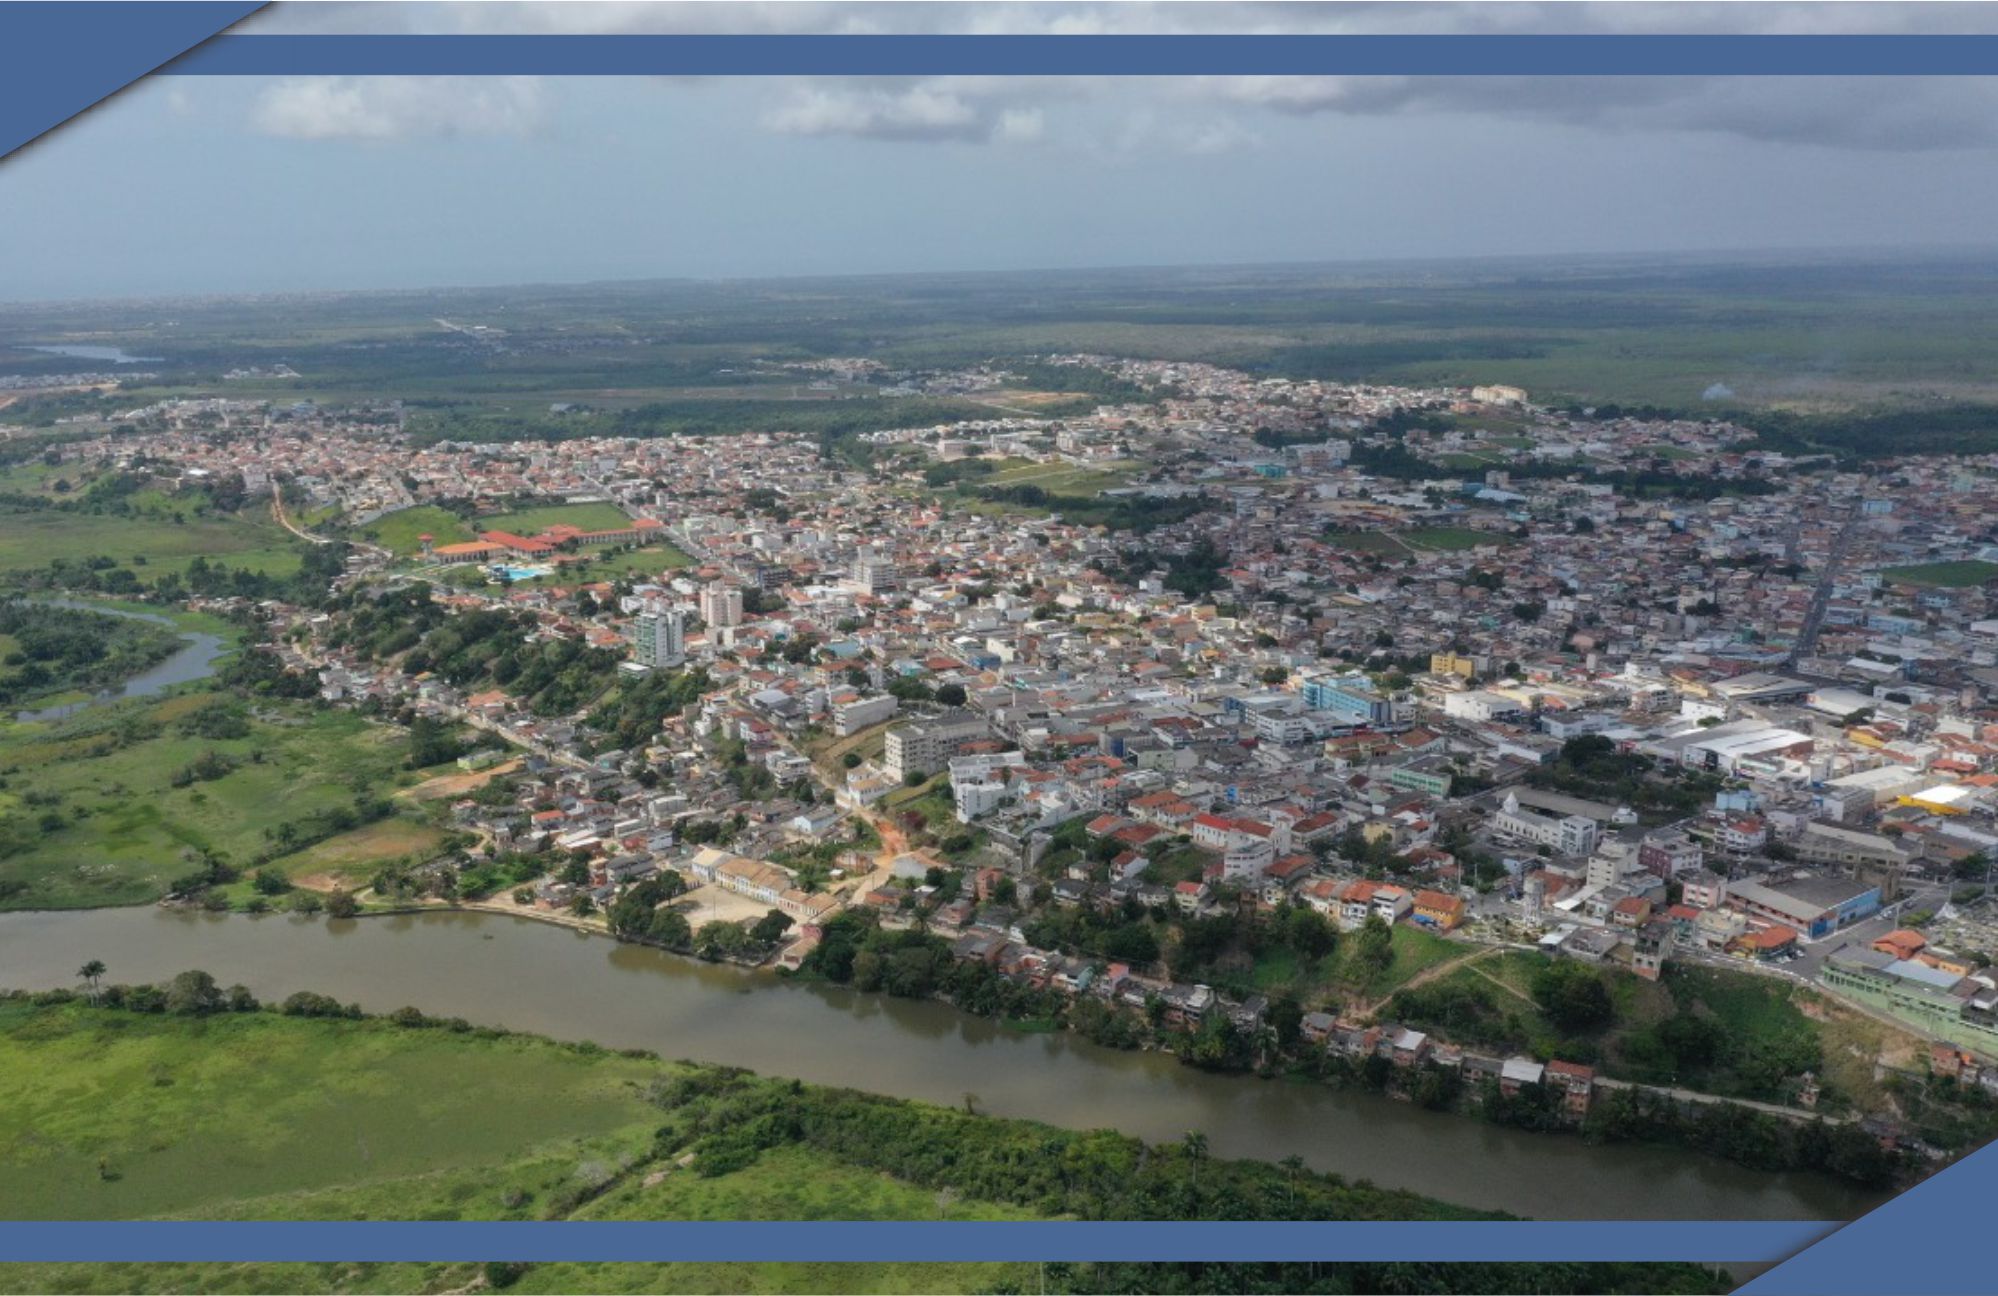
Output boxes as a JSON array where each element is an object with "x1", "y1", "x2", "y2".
[{"x1": 0, "y1": 906, "x2": 1881, "y2": 1222}]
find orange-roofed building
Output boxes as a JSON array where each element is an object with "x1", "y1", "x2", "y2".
[
  {"x1": 1413, "y1": 889, "x2": 1466, "y2": 931},
  {"x1": 1873, "y1": 928, "x2": 1928, "y2": 961}
]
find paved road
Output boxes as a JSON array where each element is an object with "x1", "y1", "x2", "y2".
[
  {"x1": 1785, "y1": 885, "x2": 1949, "y2": 980},
  {"x1": 1785, "y1": 492, "x2": 1865, "y2": 666},
  {"x1": 1594, "y1": 1075, "x2": 1846, "y2": 1124}
]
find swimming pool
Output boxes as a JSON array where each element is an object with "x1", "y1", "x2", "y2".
[{"x1": 489, "y1": 564, "x2": 551, "y2": 582}]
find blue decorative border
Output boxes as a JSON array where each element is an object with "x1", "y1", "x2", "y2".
[
  {"x1": 9, "y1": 4, "x2": 1998, "y2": 1289},
  {"x1": 157, "y1": 32, "x2": 1998, "y2": 76}
]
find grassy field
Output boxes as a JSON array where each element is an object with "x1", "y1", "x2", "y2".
[
  {"x1": 532, "y1": 544, "x2": 695, "y2": 584},
  {"x1": 348, "y1": 505, "x2": 475, "y2": 556},
  {"x1": 0, "y1": 693, "x2": 423, "y2": 910},
  {"x1": 981, "y1": 457, "x2": 1136, "y2": 497},
  {"x1": 1326, "y1": 527, "x2": 1514, "y2": 557},
  {"x1": 1877, "y1": 559, "x2": 1998, "y2": 588},
  {"x1": 0, "y1": 503, "x2": 304, "y2": 579},
  {"x1": 1252, "y1": 923, "x2": 1470, "y2": 1003},
  {"x1": 1402, "y1": 527, "x2": 1516, "y2": 552},
  {"x1": 0, "y1": 998, "x2": 1591, "y2": 1295},
  {"x1": 259, "y1": 819, "x2": 454, "y2": 892},
  {"x1": 0, "y1": 1003, "x2": 1041, "y2": 1295},
  {"x1": 0, "y1": 1001, "x2": 663, "y2": 1222},
  {"x1": 478, "y1": 502, "x2": 634, "y2": 535}
]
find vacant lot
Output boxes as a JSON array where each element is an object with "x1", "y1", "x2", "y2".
[
  {"x1": 983, "y1": 458, "x2": 1136, "y2": 497},
  {"x1": 1252, "y1": 923, "x2": 1469, "y2": 1004},
  {"x1": 0, "y1": 694, "x2": 417, "y2": 910},
  {"x1": 268, "y1": 818, "x2": 454, "y2": 892},
  {"x1": 0, "y1": 504, "x2": 303, "y2": 578}
]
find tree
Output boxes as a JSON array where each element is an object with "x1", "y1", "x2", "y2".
[
  {"x1": 76, "y1": 959, "x2": 106, "y2": 1001},
  {"x1": 1278, "y1": 1154, "x2": 1307, "y2": 1212},
  {"x1": 750, "y1": 909, "x2": 795, "y2": 946},
  {"x1": 1181, "y1": 1129, "x2": 1209, "y2": 1204},
  {"x1": 1281, "y1": 906, "x2": 1336, "y2": 960},
  {"x1": 289, "y1": 890, "x2": 324, "y2": 915},
  {"x1": 1532, "y1": 960, "x2": 1614, "y2": 1034},
  {"x1": 934, "y1": 683, "x2": 967, "y2": 707},
  {"x1": 324, "y1": 888, "x2": 359, "y2": 919},
  {"x1": 165, "y1": 969, "x2": 224, "y2": 1016},
  {"x1": 1354, "y1": 912, "x2": 1395, "y2": 981},
  {"x1": 1268, "y1": 996, "x2": 1305, "y2": 1054}
]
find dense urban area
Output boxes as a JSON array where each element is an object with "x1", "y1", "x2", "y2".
[{"x1": 11, "y1": 264, "x2": 1998, "y2": 1294}]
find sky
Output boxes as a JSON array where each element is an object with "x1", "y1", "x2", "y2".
[{"x1": 9, "y1": 1, "x2": 1998, "y2": 301}]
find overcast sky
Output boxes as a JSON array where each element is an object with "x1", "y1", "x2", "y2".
[{"x1": 8, "y1": 1, "x2": 1998, "y2": 301}]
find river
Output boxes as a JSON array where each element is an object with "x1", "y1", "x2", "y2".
[
  {"x1": 14, "y1": 600, "x2": 229, "y2": 722},
  {"x1": 0, "y1": 906, "x2": 1879, "y2": 1223},
  {"x1": 27, "y1": 344, "x2": 161, "y2": 364}
]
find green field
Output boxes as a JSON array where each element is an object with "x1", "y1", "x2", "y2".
[
  {"x1": 0, "y1": 503, "x2": 304, "y2": 579},
  {"x1": 0, "y1": 1000, "x2": 664, "y2": 1222},
  {"x1": 527, "y1": 543, "x2": 695, "y2": 584},
  {"x1": 0, "y1": 1002, "x2": 1671, "y2": 1296},
  {"x1": 0, "y1": 1003, "x2": 1032, "y2": 1295},
  {"x1": 0, "y1": 692, "x2": 423, "y2": 910},
  {"x1": 348, "y1": 505, "x2": 475, "y2": 556},
  {"x1": 982, "y1": 457, "x2": 1135, "y2": 497},
  {"x1": 254, "y1": 818, "x2": 454, "y2": 892},
  {"x1": 478, "y1": 502, "x2": 636, "y2": 535},
  {"x1": 1403, "y1": 527, "x2": 1515, "y2": 551},
  {"x1": 1877, "y1": 559, "x2": 1998, "y2": 588},
  {"x1": 1252, "y1": 923, "x2": 1469, "y2": 1003}
]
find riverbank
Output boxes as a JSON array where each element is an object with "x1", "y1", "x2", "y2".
[
  {"x1": 0, "y1": 994, "x2": 1731, "y2": 1296},
  {"x1": 0, "y1": 905, "x2": 1879, "y2": 1224}
]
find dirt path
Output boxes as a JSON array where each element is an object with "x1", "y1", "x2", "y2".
[
  {"x1": 398, "y1": 758, "x2": 522, "y2": 803},
  {"x1": 271, "y1": 490, "x2": 333, "y2": 545},
  {"x1": 1356, "y1": 945, "x2": 1499, "y2": 1018},
  {"x1": 1465, "y1": 960, "x2": 1537, "y2": 1007},
  {"x1": 272, "y1": 488, "x2": 392, "y2": 560}
]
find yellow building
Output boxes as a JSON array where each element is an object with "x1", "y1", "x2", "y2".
[{"x1": 1430, "y1": 652, "x2": 1479, "y2": 681}]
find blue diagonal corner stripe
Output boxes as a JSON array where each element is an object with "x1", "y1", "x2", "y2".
[
  {"x1": 0, "y1": 1, "x2": 266, "y2": 160},
  {"x1": 1738, "y1": 1136, "x2": 1998, "y2": 1294}
]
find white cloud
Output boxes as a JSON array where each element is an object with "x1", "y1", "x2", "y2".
[
  {"x1": 765, "y1": 84, "x2": 983, "y2": 141},
  {"x1": 763, "y1": 81, "x2": 1056, "y2": 143},
  {"x1": 251, "y1": 77, "x2": 547, "y2": 141},
  {"x1": 1202, "y1": 74, "x2": 1998, "y2": 152},
  {"x1": 996, "y1": 107, "x2": 1048, "y2": 143},
  {"x1": 234, "y1": 4, "x2": 1998, "y2": 155}
]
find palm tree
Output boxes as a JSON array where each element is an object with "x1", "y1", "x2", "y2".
[
  {"x1": 77, "y1": 959, "x2": 106, "y2": 1002},
  {"x1": 1278, "y1": 1154, "x2": 1306, "y2": 1213},
  {"x1": 1181, "y1": 1129, "x2": 1209, "y2": 1203}
]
